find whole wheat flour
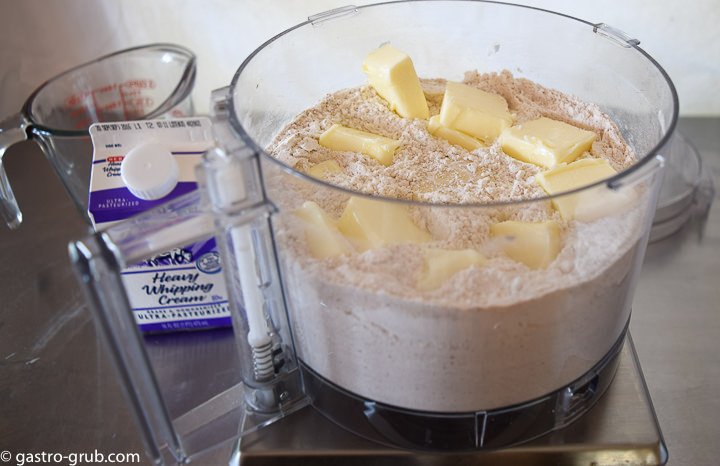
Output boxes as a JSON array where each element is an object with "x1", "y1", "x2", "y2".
[{"x1": 264, "y1": 71, "x2": 651, "y2": 411}]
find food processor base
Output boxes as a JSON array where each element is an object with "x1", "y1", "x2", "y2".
[
  {"x1": 301, "y1": 326, "x2": 626, "y2": 451},
  {"x1": 236, "y1": 332, "x2": 667, "y2": 465}
]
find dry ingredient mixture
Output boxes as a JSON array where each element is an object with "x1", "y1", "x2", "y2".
[
  {"x1": 265, "y1": 70, "x2": 647, "y2": 411},
  {"x1": 271, "y1": 71, "x2": 634, "y2": 203}
]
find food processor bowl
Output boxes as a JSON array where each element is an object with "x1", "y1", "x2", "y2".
[{"x1": 223, "y1": 0, "x2": 676, "y2": 449}]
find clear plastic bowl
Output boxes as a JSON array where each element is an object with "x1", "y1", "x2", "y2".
[{"x1": 220, "y1": 0, "x2": 677, "y2": 448}]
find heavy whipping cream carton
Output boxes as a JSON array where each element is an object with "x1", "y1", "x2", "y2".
[{"x1": 88, "y1": 118, "x2": 231, "y2": 332}]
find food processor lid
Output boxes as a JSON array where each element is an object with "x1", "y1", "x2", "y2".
[{"x1": 650, "y1": 131, "x2": 715, "y2": 242}]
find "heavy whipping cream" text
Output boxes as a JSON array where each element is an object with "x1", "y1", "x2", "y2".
[{"x1": 142, "y1": 271, "x2": 215, "y2": 305}]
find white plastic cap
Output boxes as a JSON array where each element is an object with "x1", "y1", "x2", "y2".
[{"x1": 120, "y1": 142, "x2": 179, "y2": 201}]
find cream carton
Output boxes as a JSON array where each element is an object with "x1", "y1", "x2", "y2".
[{"x1": 88, "y1": 118, "x2": 231, "y2": 332}]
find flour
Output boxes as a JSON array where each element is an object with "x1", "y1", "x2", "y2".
[
  {"x1": 268, "y1": 70, "x2": 634, "y2": 205},
  {"x1": 264, "y1": 71, "x2": 650, "y2": 411}
]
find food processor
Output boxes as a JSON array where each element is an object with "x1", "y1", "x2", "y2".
[{"x1": 67, "y1": 1, "x2": 679, "y2": 464}]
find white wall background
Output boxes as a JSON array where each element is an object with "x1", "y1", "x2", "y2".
[{"x1": 0, "y1": 0, "x2": 717, "y2": 118}]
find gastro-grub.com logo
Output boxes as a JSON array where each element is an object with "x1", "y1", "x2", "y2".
[{"x1": 3, "y1": 449, "x2": 141, "y2": 466}]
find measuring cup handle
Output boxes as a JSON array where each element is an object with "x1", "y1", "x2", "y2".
[{"x1": 0, "y1": 113, "x2": 30, "y2": 229}]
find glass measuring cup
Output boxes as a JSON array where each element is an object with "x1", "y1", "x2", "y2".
[{"x1": 0, "y1": 43, "x2": 196, "y2": 229}]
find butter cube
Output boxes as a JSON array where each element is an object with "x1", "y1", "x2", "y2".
[
  {"x1": 499, "y1": 117, "x2": 596, "y2": 168},
  {"x1": 439, "y1": 81, "x2": 513, "y2": 142},
  {"x1": 362, "y1": 44, "x2": 429, "y2": 120},
  {"x1": 294, "y1": 201, "x2": 353, "y2": 259},
  {"x1": 337, "y1": 196, "x2": 431, "y2": 251},
  {"x1": 307, "y1": 160, "x2": 342, "y2": 180},
  {"x1": 417, "y1": 248, "x2": 485, "y2": 291},
  {"x1": 319, "y1": 124, "x2": 400, "y2": 166},
  {"x1": 490, "y1": 221, "x2": 561, "y2": 269},
  {"x1": 428, "y1": 115, "x2": 483, "y2": 151},
  {"x1": 536, "y1": 158, "x2": 634, "y2": 221}
]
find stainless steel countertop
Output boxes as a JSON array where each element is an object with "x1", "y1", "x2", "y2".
[{"x1": 0, "y1": 117, "x2": 718, "y2": 465}]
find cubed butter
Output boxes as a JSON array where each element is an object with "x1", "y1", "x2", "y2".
[
  {"x1": 319, "y1": 124, "x2": 400, "y2": 166},
  {"x1": 428, "y1": 115, "x2": 483, "y2": 151},
  {"x1": 536, "y1": 158, "x2": 634, "y2": 221},
  {"x1": 417, "y1": 248, "x2": 486, "y2": 291},
  {"x1": 362, "y1": 44, "x2": 429, "y2": 120},
  {"x1": 490, "y1": 220, "x2": 561, "y2": 269},
  {"x1": 439, "y1": 81, "x2": 513, "y2": 142},
  {"x1": 307, "y1": 160, "x2": 342, "y2": 180},
  {"x1": 294, "y1": 201, "x2": 353, "y2": 259},
  {"x1": 337, "y1": 196, "x2": 431, "y2": 251},
  {"x1": 499, "y1": 117, "x2": 596, "y2": 168}
]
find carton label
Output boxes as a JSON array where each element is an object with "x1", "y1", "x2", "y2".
[{"x1": 89, "y1": 118, "x2": 231, "y2": 332}]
